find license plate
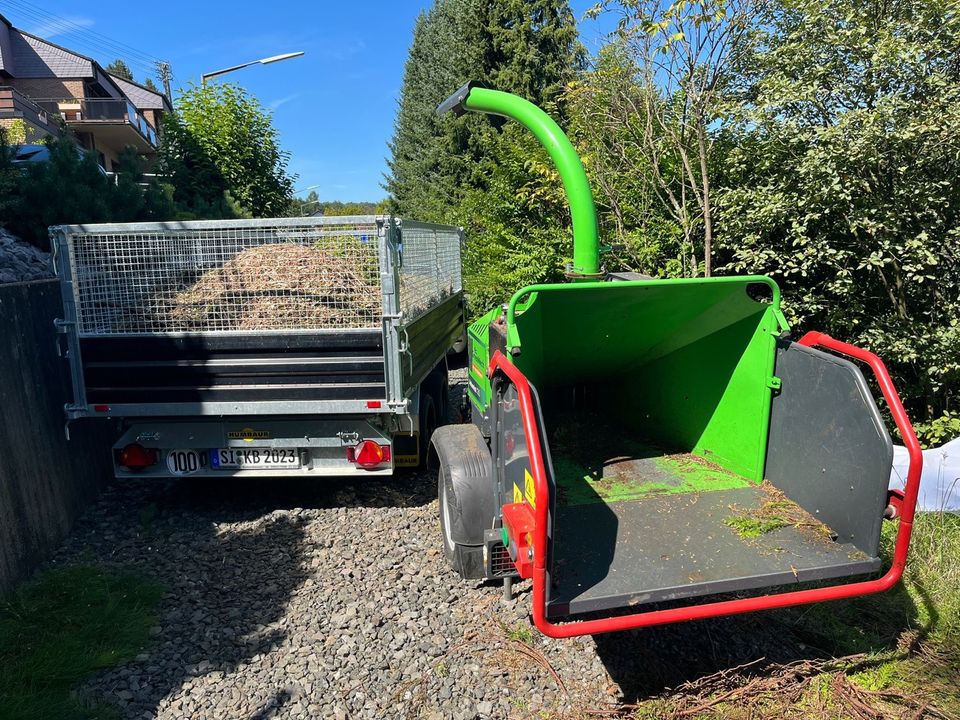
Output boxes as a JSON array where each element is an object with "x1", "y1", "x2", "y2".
[{"x1": 210, "y1": 448, "x2": 301, "y2": 469}]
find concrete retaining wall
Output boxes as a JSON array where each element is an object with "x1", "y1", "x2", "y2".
[{"x1": 0, "y1": 279, "x2": 111, "y2": 592}]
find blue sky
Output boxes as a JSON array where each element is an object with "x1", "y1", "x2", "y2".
[{"x1": 2, "y1": 1, "x2": 615, "y2": 200}]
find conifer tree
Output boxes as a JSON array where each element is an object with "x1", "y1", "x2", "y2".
[{"x1": 386, "y1": 0, "x2": 582, "y2": 225}]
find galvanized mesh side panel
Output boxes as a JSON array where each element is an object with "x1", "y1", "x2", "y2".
[
  {"x1": 398, "y1": 222, "x2": 462, "y2": 323},
  {"x1": 67, "y1": 219, "x2": 383, "y2": 335}
]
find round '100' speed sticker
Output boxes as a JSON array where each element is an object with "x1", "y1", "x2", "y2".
[{"x1": 166, "y1": 449, "x2": 206, "y2": 475}]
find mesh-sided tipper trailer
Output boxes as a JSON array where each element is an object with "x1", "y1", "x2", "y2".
[{"x1": 52, "y1": 216, "x2": 464, "y2": 477}]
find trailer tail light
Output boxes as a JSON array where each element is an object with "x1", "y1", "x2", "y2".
[
  {"x1": 117, "y1": 443, "x2": 158, "y2": 470},
  {"x1": 346, "y1": 440, "x2": 392, "y2": 469}
]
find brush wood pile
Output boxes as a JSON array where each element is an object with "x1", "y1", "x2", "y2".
[{"x1": 119, "y1": 242, "x2": 381, "y2": 332}]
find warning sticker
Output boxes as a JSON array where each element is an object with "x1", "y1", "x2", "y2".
[
  {"x1": 524, "y1": 469, "x2": 536, "y2": 509},
  {"x1": 513, "y1": 483, "x2": 522, "y2": 504}
]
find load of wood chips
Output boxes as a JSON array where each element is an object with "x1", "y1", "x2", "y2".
[{"x1": 159, "y1": 243, "x2": 380, "y2": 331}]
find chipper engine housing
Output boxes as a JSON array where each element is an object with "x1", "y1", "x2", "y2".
[{"x1": 432, "y1": 82, "x2": 923, "y2": 638}]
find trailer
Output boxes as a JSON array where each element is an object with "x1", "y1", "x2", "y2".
[
  {"x1": 52, "y1": 216, "x2": 464, "y2": 478},
  {"x1": 431, "y1": 83, "x2": 923, "y2": 637}
]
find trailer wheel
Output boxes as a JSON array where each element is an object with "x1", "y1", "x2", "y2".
[
  {"x1": 435, "y1": 364, "x2": 450, "y2": 426},
  {"x1": 418, "y1": 390, "x2": 439, "y2": 470},
  {"x1": 438, "y1": 464, "x2": 485, "y2": 579}
]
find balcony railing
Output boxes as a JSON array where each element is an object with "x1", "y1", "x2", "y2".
[
  {"x1": 32, "y1": 97, "x2": 158, "y2": 148},
  {"x1": 0, "y1": 86, "x2": 53, "y2": 131}
]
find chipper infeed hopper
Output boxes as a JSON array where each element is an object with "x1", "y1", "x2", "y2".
[{"x1": 431, "y1": 82, "x2": 923, "y2": 638}]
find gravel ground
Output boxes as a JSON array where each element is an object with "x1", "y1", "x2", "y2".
[{"x1": 50, "y1": 368, "x2": 822, "y2": 719}]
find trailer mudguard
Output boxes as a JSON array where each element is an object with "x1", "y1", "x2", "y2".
[{"x1": 431, "y1": 424, "x2": 495, "y2": 546}]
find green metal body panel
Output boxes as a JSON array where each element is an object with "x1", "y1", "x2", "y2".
[
  {"x1": 452, "y1": 87, "x2": 789, "y2": 487},
  {"x1": 466, "y1": 306, "x2": 499, "y2": 411},
  {"x1": 497, "y1": 276, "x2": 788, "y2": 483}
]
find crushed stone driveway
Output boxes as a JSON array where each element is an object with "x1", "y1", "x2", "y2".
[{"x1": 52, "y1": 377, "x2": 819, "y2": 719}]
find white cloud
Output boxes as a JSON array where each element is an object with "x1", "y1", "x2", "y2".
[
  {"x1": 269, "y1": 93, "x2": 302, "y2": 111},
  {"x1": 27, "y1": 16, "x2": 95, "y2": 40},
  {"x1": 319, "y1": 38, "x2": 366, "y2": 62}
]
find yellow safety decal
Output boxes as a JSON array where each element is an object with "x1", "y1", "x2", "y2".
[
  {"x1": 524, "y1": 469, "x2": 536, "y2": 509},
  {"x1": 227, "y1": 428, "x2": 270, "y2": 442},
  {"x1": 513, "y1": 483, "x2": 522, "y2": 504},
  {"x1": 393, "y1": 455, "x2": 419, "y2": 468}
]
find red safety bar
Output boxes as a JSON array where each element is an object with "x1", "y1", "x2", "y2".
[{"x1": 488, "y1": 332, "x2": 923, "y2": 638}]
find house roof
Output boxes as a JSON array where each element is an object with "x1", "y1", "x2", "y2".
[
  {"x1": 0, "y1": 13, "x2": 98, "y2": 80},
  {"x1": 11, "y1": 29, "x2": 95, "y2": 79},
  {"x1": 0, "y1": 14, "x2": 14, "y2": 75},
  {"x1": 0, "y1": 12, "x2": 167, "y2": 113},
  {"x1": 110, "y1": 74, "x2": 172, "y2": 113}
]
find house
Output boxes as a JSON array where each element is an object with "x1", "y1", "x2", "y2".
[{"x1": 0, "y1": 13, "x2": 170, "y2": 170}]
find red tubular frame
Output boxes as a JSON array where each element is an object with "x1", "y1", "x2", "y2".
[{"x1": 488, "y1": 331, "x2": 923, "y2": 638}]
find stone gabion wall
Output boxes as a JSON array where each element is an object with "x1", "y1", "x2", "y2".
[{"x1": 0, "y1": 229, "x2": 54, "y2": 284}]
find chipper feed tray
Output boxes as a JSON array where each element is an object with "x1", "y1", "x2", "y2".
[
  {"x1": 430, "y1": 83, "x2": 922, "y2": 638},
  {"x1": 495, "y1": 277, "x2": 891, "y2": 618}
]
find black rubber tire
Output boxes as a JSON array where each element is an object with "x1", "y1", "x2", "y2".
[
  {"x1": 438, "y1": 464, "x2": 485, "y2": 579},
  {"x1": 418, "y1": 390, "x2": 438, "y2": 470}
]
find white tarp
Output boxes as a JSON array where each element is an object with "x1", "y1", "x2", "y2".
[{"x1": 889, "y1": 436, "x2": 960, "y2": 512}]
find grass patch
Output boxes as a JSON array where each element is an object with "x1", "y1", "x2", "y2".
[
  {"x1": 506, "y1": 623, "x2": 534, "y2": 644},
  {"x1": 608, "y1": 512, "x2": 960, "y2": 719},
  {"x1": 0, "y1": 564, "x2": 164, "y2": 720},
  {"x1": 724, "y1": 483, "x2": 836, "y2": 542},
  {"x1": 723, "y1": 515, "x2": 788, "y2": 538}
]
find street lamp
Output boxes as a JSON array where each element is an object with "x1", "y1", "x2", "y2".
[{"x1": 201, "y1": 51, "x2": 305, "y2": 85}]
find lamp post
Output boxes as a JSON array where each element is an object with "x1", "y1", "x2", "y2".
[{"x1": 201, "y1": 51, "x2": 305, "y2": 85}]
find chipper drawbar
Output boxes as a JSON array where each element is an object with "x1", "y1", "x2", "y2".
[{"x1": 430, "y1": 82, "x2": 924, "y2": 638}]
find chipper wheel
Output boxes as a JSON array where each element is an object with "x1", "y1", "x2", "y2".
[{"x1": 431, "y1": 424, "x2": 495, "y2": 580}]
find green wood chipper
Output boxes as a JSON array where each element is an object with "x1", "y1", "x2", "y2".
[{"x1": 429, "y1": 82, "x2": 923, "y2": 638}]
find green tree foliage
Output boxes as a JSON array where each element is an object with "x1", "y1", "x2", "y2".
[
  {"x1": 485, "y1": 0, "x2": 586, "y2": 104},
  {"x1": 156, "y1": 108, "x2": 238, "y2": 220},
  {"x1": 160, "y1": 83, "x2": 294, "y2": 218},
  {"x1": 287, "y1": 192, "x2": 381, "y2": 217},
  {"x1": 0, "y1": 131, "x2": 17, "y2": 221},
  {"x1": 387, "y1": 0, "x2": 584, "y2": 311},
  {"x1": 588, "y1": 0, "x2": 757, "y2": 277},
  {"x1": 389, "y1": 0, "x2": 959, "y2": 431},
  {"x1": 109, "y1": 146, "x2": 177, "y2": 223},
  {"x1": 314, "y1": 201, "x2": 380, "y2": 216},
  {"x1": 386, "y1": 0, "x2": 478, "y2": 222},
  {"x1": 461, "y1": 125, "x2": 574, "y2": 310},
  {"x1": 106, "y1": 59, "x2": 134, "y2": 81},
  {"x1": 717, "y1": 0, "x2": 960, "y2": 426},
  {"x1": 565, "y1": 43, "x2": 687, "y2": 277},
  {"x1": 287, "y1": 189, "x2": 320, "y2": 216},
  {"x1": 0, "y1": 132, "x2": 175, "y2": 250}
]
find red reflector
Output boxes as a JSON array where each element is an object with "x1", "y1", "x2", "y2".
[
  {"x1": 94, "y1": 405, "x2": 110, "y2": 413},
  {"x1": 347, "y1": 440, "x2": 391, "y2": 469},
  {"x1": 118, "y1": 443, "x2": 157, "y2": 470},
  {"x1": 366, "y1": 400, "x2": 382, "y2": 408},
  {"x1": 504, "y1": 431, "x2": 516, "y2": 458}
]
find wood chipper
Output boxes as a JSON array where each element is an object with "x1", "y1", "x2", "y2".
[{"x1": 429, "y1": 82, "x2": 924, "y2": 638}]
